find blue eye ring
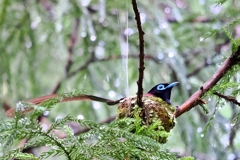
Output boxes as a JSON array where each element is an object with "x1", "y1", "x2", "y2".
[{"x1": 157, "y1": 84, "x2": 165, "y2": 90}]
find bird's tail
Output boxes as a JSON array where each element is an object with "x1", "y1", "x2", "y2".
[{"x1": 6, "y1": 94, "x2": 122, "y2": 118}]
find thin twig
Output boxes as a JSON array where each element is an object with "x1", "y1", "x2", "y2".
[
  {"x1": 187, "y1": 58, "x2": 211, "y2": 78},
  {"x1": 99, "y1": 54, "x2": 159, "y2": 64},
  {"x1": 132, "y1": 0, "x2": 145, "y2": 107},
  {"x1": 214, "y1": 92, "x2": 240, "y2": 106},
  {"x1": 67, "y1": 51, "x2": 95, "y2": 78},
  {"x1": 64, "y1": 54, "x2": 158, "y2": 81},
  {"x1": 52, "y1": 18, "x2": 80, "y2": 93},
  {"x1": 186, "y1": 40, "x2": 229, "y2": 78},
  {"x1": 174, "y1": 45, "x2": 240, "y2": 118},
  {"x1": 65, "y1": 19, "x2": 79, "y2": 73}
]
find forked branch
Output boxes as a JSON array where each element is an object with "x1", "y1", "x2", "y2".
[{"x1": 174, "y1": 45, "x2": 240, "y2": 117}]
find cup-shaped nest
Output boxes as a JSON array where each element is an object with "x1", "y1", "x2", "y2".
[{"x1": 117, "y1": 95, "x2": 176, "y2": 143}]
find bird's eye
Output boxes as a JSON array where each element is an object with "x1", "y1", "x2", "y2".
[{"x1": 157, "y1": 84, "x2": 165, "y2": 90}]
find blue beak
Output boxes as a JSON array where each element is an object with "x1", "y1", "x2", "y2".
[{"x1": 166, "y1": 82, "x2": 179, "y2": 89}]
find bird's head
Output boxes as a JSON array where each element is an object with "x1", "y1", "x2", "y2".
[{"x1": 147, "y1": 82, "x2": 179, "y2": 104}]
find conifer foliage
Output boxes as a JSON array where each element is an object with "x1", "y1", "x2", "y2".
[{"x1": 0, "y1": 0, "x2": 240, "y2": 159}]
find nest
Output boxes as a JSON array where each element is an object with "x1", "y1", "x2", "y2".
[{"x1": 117, "y1": 96, "x2": 176, "y2": 143}]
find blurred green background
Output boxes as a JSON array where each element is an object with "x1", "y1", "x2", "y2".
[{"x1": 0, "y1": 0, "x2": 240, "y2": 159}]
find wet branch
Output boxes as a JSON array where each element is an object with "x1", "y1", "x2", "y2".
[
  {"x1": 174, "y1": 45, "x2": 240, "y2": 118},
  {"x1": 132, "y1": 0, "x2": 145, "y2": 107}
]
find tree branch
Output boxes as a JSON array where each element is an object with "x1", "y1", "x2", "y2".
[
  {"x1": 132, "y1": 0, "x2": 145, "y2": 107},
  {"x1": 174, "y1": 45, "x2": 240, "y2": 118},
  {"x1": 186, "y1": 58, "x2": 212, "y2": 78}
]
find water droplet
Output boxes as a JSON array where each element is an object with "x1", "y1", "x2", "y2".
[
  {"x1": 200, "y1": 134, "x2": 204, "y2": 137},
  {"x1": 43, "y1": 111, "x2": 49, "y2": 116},
  {"x1": 164, "y1": 7, "x2": 171, "y2": 13},
  {"x1": 81, "y1": 32, "x2": 87, "y2": 37},
  {"x1": 77, "y1": 114, "x2": 84, "y2": 120},
  {"x1": 197, "y1": 127, "x2": 202, "y2": 133},
  {"x1": 108, "y1": 90, "x2": 116, "y2": 98},
  {"x1": 158, "y1": 53, "x2": 164, "y2": 60},
  {"x1": 55, "y1": 115, "x2": 63, "y2": 121},
  {"x1": 124, "y1": 28, "x2": 134, "y2": 36},
  {"x1": 168, "y1": 51, "x2": 174, "y2": 58},
  {"x1": 90, "y1": 35, "x2": 96, "y2": 41},
  {"x1": 159, "y1": 22, "x2": 168, "y2": 29},
  {"x1": 55, "y1": 23, "x2": 62, "y2": 32},
  {"x1": 31, "y1": 16, "x2": 41, "y2": 29},
  {"x1": 98, "y1": 41, "x2": 105, "y2": 46},
  {"x1": 16, "y1": 102, "x2": 25, "y2": 112},
  {"x1": 210, "y1": 5, "x2": 222, "y2": 15},
  {"x1": 81, "y1": 0, "x2": 91, "y2": 7},
  {"x1": 93, "y1": 102, "x2": 101, "y2": 110},
  {"x1": 199, "y1": 37, "x2": 204, "y2": 41},
  {"x1": 95, "y1": 46, "x2": 105, "y2": 59},
  {"x1": 41, "y1": 124, "x2": 49, "y2": 131},
  {"x1": 114, "y1": 79, "x2": 120, "y2": 87},
  {"x1": 100, "y1": 126, "x2": 105, "y2": 130},
  {"x1": 25, "y1": 41, "x2": 32, "y2": 49}
]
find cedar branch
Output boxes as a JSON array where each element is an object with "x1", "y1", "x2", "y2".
[{"x1": 174, "y1": 45, "x2": 240, "y2": 118}]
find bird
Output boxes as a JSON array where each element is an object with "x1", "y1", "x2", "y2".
[{"x1": 5, "y1": 82, "x2": 179, "y2": 118}]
